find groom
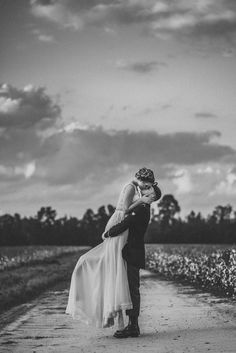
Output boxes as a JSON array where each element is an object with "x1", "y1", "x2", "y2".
[{"x1": 103, "y1": 183, "x2": 162, "y2": 338}]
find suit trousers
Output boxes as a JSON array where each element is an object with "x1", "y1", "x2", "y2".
[{"x1": 125, "y1": 263, "x2": 140, "y2": 318}]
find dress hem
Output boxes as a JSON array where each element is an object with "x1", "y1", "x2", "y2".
[{"x1": 65, "y1": 302, "x2": 133, "y2": 329}]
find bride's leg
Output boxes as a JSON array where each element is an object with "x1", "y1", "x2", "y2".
[{"x1": 77, "y1": 241, "x2": 105, "y2": 266}]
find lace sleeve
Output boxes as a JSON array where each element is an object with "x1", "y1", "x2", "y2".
[{"x1": 122, "y1": 184, "x2": 136, "y2": 211}]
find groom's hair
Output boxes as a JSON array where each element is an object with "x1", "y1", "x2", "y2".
[{"x1": 152, "y1": 183, "x2": 162, "y2": 201}]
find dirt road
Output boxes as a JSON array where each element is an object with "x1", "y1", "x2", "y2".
[{"x1": 0, "y1": 270, "x2": 235, "y2": 353}]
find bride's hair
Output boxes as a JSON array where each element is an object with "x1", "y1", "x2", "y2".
[
  {"x1": 135, "y1": 167, "x2": 155, "y2": 183},
  {"x1": 152, "y1": 182, "x2": 162, "y2": 201}
]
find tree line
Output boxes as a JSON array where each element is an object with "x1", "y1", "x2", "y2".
[
  {"x1": 0, "y1": 194, "x2": 235, "y2": 246},
  {"x1": 147, "y1": 194, "x2": 235, "y2": 244}
]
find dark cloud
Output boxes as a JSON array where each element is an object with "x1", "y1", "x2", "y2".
[
  {"x1": 1, "y1": 113, "x2": 235, "y2": 185},
  {"x1": 182, "y1": 15, "x2": 236, "y2": 40},
  {"x1": 195, "y1": 112, "x2": 218, "y2": 119},
  {"x1": 0, "y1": 84, "x2": 235, "y2": 188},
  {"x1": 116, "y1": 60, "x2": 167, "y2": 74},
  {"x1": 0, "y1": 83, "x2": 60, "y2": 129},
  {"x1": 40, "y1": 127, "x2": 236, "y2": 185},
  {"x1": 0, "y1": 83, "x2": 61, "y2": 172},
  {"x1": 30, "y1": 0, "x2": 236, "y2": 41}
]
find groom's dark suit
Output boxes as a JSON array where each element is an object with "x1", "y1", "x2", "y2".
[{"x1": 104, "y1": 203, "x2": 150, "y2": 318}]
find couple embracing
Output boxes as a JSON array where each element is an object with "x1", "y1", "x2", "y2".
[{"x1": 66, "y1": 167, "x2": 162, "y2": 338}]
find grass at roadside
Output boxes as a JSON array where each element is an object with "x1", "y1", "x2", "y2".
[
  {"x1": 0, "y1": 248, "x2": 89, "y2": 315},
  {"x1": 0, "y1": 245, "x2": 86, "y2": 271}
]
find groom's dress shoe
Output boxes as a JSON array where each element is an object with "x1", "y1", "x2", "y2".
[{"x1": 113, "y1": 324, "x2": 140, "y2": 338}]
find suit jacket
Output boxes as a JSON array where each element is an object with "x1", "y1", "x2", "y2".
[{"x1": 104, "y1": 204, "x2": 150, "y2": 269}]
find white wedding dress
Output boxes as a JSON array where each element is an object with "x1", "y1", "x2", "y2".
[{"x1": 65, "y1": 183, "x2": 141, "y2": 329}]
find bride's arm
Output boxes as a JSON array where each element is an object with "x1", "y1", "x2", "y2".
[
  {"x1": 101, "y1": 184, "x2": 135, "y2": 240},
  {"x1": 122, "y1": 184, "x2": 147, "y2": 213},
  {"x1": 125, "y1": 195, "x2": 150, "y2": 214},
  {"x1": 122, "y1": 184, "x2": 136, "y2": 211},
  {"x1": 122, "y1": 183, "x2": 151, "y2": 214},
  {"x1": 122, "y1": 184, "x2": 151, "y2": 213}
]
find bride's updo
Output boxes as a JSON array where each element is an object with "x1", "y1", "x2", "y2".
[{"x1": 135, "y1": 167, "x2": 155, "y2": 184}]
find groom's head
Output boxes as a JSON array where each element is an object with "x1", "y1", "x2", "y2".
[{"x1": 142, "y1": 183, "x2": 162, "y2": 203}]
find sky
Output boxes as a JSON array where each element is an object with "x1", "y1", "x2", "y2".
[{"x1": 1, "y1": 0, "x2": 236, "y2": 219}]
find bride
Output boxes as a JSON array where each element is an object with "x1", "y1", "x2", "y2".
[{"x1": 65, "y1": 167, "x2": 155, "y2": 329}]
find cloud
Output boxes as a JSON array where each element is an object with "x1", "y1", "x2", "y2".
[
  {"x1": 1, "y1": 83, "x2": 236, "y2": 216},
  {"x1": 38, "y1": 34, "x2": 54, "y2": 42},
  {"x1": 0, "y1": 83, "x2": 61, "y2": 129},
  {"x1": 196, "y1": 165, "x2": 217, "y2": 174},
  {"x1": 162, "y1": 162, "x2": 236, "y2": 216},
  {"x1": 187, "y1": 9, "x2": 236, "y2": 39},
  {"x1": 0, "y1": 161, "x2": 36, "y2": 181},
  {"x1": 0, "y1": 102, "x2": 236, "y2": 190},
  {"x1": 0, "y1": 83, "x2": 61, "y2": 173},
  {"x1": 210, "y1": 169, "x2": 236, "y2": 196},
  {"x1": 30, "y1": 0, "x2": 84, "y2": 30},
  {"x1": 30, "y1": 0, "x2": 236, "y2": 42},
  {"x1": 0, "y1": 97, "x2": 20, "y2": 114},
  {"x1": 1, "y1": 97, "x2": 235, "y2": 186},
  {"x1": 0, "y1": 85, "x2": 235, "y2": 189},
  {"x1": 172, "y1": 168, "x2": 193, "y2": 194},
  {"x1": 14, "y1": 161, "x2": 36, "y2": 179},
  {"x1": 147, "y1": 1, "x2": 236, "y2": 41},
  {"x1": 195, "y1": 112, "x2": 218, "y2": 119},
  {"x1": 32, "y1": 28, "x2": 55, "y2": 42},
  {"x1": 116, "y1": 60, "x2": 167, "y2": 73},
  {"x1": 1, "y1": 89, "x2": 236, "y2": 216},
  {"x1": 38, "y1": 127, "x2": 236, "y2": 186}
]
